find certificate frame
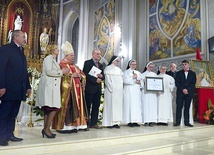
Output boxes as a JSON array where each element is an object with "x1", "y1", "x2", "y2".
[{"x1": 145, "y1": 77, "x2": 164, "y2": 92}]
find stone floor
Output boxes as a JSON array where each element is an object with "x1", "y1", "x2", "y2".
[{"x1": 1, "y1": 122, "x2": 214, "y2": 155}]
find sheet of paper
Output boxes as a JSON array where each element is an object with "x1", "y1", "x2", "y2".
[{"x1": 89, "y1": 66, "x2": 102, "y2": 78}]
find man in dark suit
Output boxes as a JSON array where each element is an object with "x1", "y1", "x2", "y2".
[
  {"x1": 166, "y1": 63, "x2": 177, "y2": 80},
  {"x1": 174, "y1": 60, "x2": 196, "y2": 127},
  {"x1": 83, "y1": 49, "x2": 104, "y2": 129},
  {"x1": 167, "y1": 63, "x2": 177, "y2": 121},
  {"x1": 0, "y1": 30, "x2": 31, "y2": 146}
]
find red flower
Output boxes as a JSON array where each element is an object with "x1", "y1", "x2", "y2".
[
  {"x1": 204, "y1": 115, "x2": 210, "y2": 121},
  {"x1": 205, "y1": 110, "x2": 212, "y2": 115}
]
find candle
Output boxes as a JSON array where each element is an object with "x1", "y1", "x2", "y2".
[{"x1": 31, "y1": 73, "x2": 35, "y2": 101}]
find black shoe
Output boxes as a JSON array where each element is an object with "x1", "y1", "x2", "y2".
[
  {"x1": 144, "y1": 123, "x2": 149, "y2": 126},
  {"x1": 107, "y1": 126, "x2": 114, "y2": 129},
  {"x1": 42, "y1": 130, "x2": 55, "y2": 139},
  {"x1": 173, "y1": 123, "x2": 180, "y2": 127},
  {"x1": 113, "y1": 124, "x2": 120, "y2": 129},
  {"x1": 149, "y1": 123, "x2": 154, "y2": 127},
  {"x1": 157, "y1": 123, "x2": 168, "y2": 126},
  {"x1": 128, "y1": 123, "x2": 134, "y2": 127},
  {"x1": 56, "y1": 130, "x2": 69, "y2": 134},
  {"x1": 79, "y1": 128, "x2": 89, "y2": 131},
  {"x1": 52, "y1": 133, "x2": 56, "y2": 137},
  {"x1": 7, "y1": 136, "x2": 23, "y2": 142},
  {"x1": 67, "y1": 129, "x2": 78, "y2": 133},
  {"x1": 185, "y1": 123, "x2": 193, "y2": 127},
  {"x1": 133, "y1": 123, "x2": 140, "y2": 127},
  {"x1": 0, "y1": 139, "x2": 8, "y2": 146}
]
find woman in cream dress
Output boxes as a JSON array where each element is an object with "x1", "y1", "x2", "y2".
[{"x1": 36, "y1": 45, "x2": 69, "y2": 138}]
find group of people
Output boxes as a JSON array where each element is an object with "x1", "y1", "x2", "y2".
[
  {"x1": 0, "y1": 30, "x2": 196, "y2": 146},
  {"x1": 101, "y1": 60, "x2": 196, "y2": 128}
]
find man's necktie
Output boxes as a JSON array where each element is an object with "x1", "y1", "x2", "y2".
[{"x1": 95, "y1": 62, "x2": 99, "y2": 68}]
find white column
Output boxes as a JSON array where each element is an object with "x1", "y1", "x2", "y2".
[
  {"x1": 57, "y1": 0, "x2": 64, "y2": 62},
  {"x1": 121, "y1": 0, "x2": 136, "y2": 71},
  {"x1": 77, "y1": 0, "x2": 89, "y2": 69},
  {"x1": 137, "y1": 0, "x2": 147, "y2": 72}
]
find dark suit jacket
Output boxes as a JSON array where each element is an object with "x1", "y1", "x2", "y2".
[
  {"x1": 83, "y1": 59, "x2": 104, "y2": 94},
  {"x1": 0, "y1": 41, "x2": 31, "y2": 101},
  {"x1": 166, "y1": 70, "x2": 177, "y2": 79},
  {"x1": 175, "y1": 69, "x2": 196, "y2": 97}
]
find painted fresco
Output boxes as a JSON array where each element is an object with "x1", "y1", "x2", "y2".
[
  {"x1": 94, "y1": 0, "x2": 115, "y2": 63},
  {"x1": 149, "y1": 0, "x2": 158, "y2": 15},
  {"x1": 149, "y1": 0, "x2": 201, "y2": 61}
]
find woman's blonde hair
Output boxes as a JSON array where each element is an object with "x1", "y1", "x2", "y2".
[{"x1": 50, "y1": 44, "x2": 58, "y2": 53}]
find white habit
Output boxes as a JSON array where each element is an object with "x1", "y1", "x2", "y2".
[
  {"x1": 157, "y1": 73, "x2": 175, "y2": 123},
  {"x1": 102, "y1": 64, "x2": 123, "y2": 126},
  {"x1": 141, "y1": 71, "x2": 158, "y2": 123},
  {"x1": 123, "y1": 68, "x2": 142, "y2": 123}
]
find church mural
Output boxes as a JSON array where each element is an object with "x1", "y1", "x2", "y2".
[
  {"x1": 149, "y1": 0, "x2": 201, "y2": 61},
  {"x1": 94, "y1": 0, "x2": 115, "y2": 63}
]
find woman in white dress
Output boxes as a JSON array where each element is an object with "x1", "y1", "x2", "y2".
[
  {"x1": 102, "y1": 56, "x2": 123, "y2": 128},
  {"x1": 141, "y1": 62, "x2": 158, "y2": 127},
  {"x1": 123, "y1": 60, "x2": 142, "y2": 127}
]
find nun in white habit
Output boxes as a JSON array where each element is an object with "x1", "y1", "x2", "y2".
[
  {"x1": 141, "y1": 62, "x2": 158, "y2": 127},
  {"x1": 102, "y1": 55, "x2": 123, "y2": 128},
  {"x1": 157, "y1": 65, "x2": 175, "y2": 125},
  {"x1": 123, "y1": 59, "x2": 142, "y2": 127}
]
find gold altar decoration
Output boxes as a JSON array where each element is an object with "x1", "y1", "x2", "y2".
[
  {"x1": 28, "y1": 100, "x2": 34, "y2": 127},
  {"x1": 4, "y1": 0, "x2": 33, "y2": 46},
  {"x1": 28, "y1": 72, "x2": 35, "y2": 127},
  {"x1": 0, "y1": 0, "x2": 60, "y2": 59}
]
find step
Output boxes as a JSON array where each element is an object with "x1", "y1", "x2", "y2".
[{"x1": 0, "y1": 125, "x2": 214, "y2": 155}]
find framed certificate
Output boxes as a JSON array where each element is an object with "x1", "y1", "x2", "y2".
[{"x1": 145, "y1": 77, "x2": 164, "y2": 92}]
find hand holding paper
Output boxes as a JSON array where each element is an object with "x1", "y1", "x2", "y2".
[{"x1": 89, "y1": 66, "x2": 102, "y2": 78}]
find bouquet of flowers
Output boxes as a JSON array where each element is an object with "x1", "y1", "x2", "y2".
[
  {"x1": 203, "y1": 99, "x2": 214, "y2": 124},
  {"x1": 27, "y1": 67, "x2": 44, "y2": 117},
  {"x1": 98, "y1": 82, "x2": 104, "y2": 124},
  {"x1": 27, "y1": 67, "x2": 41, "y2": 103}
]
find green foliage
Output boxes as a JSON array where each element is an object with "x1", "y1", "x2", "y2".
[{"x1": 33, "y1": 106, "x2": 44, "y2": 117}]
